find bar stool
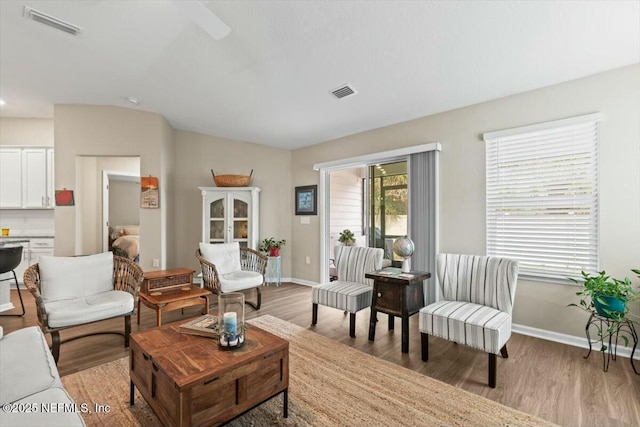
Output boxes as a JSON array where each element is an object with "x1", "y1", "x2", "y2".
[{"x1": 0, "y1": 245, "x2": 26, "y2": 316}]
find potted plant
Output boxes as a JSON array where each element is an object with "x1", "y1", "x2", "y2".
[
  {"x1": 259, "y1": 238, "x2": 286, "y2": 257},
  {"x1": 339, "y1": 229, "x2": 355, "y2": 246},
  {"x1": 569, "y1": 269, "x2": 639, "y2": 352},
  {"x1": 569, "y1": 270, "x2": 636, "y2": 320}
]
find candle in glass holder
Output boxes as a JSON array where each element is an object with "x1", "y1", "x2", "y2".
[{"x1": 223, "y1": 312, "x2": 237, "y2": 341}]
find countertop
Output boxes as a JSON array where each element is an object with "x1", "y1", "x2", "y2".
[
  {"x1": 0, "y1": 239, "x2": 30, "y2": 245},
  {"x1": 0, "y1": 235, "x2": 54, "y2": 239}
]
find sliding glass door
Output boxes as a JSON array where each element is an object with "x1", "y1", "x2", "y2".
[{"x1": 368, "y1": 161, "x2": 408, "y2": 262}]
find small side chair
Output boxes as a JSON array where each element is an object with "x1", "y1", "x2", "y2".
[
  {"x1": 23, "y1": 252, "x2": 144, "y2": 363},
  {"x1": 418, "y1": 253, "x2": 519, "y2": 388},
  {"x1": 311, "y1": 246, "x2": 383, "y2": 337}
]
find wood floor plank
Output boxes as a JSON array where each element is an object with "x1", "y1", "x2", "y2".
[{"x1": 1, "y1": 284, "x2": 639, "y2": 427}]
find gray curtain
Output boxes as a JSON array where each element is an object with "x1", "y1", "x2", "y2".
[{"x1": 409, "y1": 150, "x2": 438, "y2": 305}]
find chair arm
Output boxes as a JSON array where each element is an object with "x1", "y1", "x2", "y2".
[
  {"x1": 195, "y1": 249, "x2": 222, "y2": 294},
  {"x1": 240, "y1": 247, "x2": 267, "y2": 275},
  {"x1": 23, "y1": 264, "x2": 49, "y2": 331},
  {"x1": 113, "y1": 256, "x2": 144, "y2": 301}
]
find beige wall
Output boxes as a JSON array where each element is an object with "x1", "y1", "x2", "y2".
[
  {"x1": 292, "y1": 64, "x2": 640, "y2": 338},
  {"x1": 0, "y1": 118, "x2": 54, "y2": 146},
  {"x1": 173, "y1": 130, "x2": 293, "y2": 276},
  {"x1": 54, "y1": 105, "x2": 172, "y2": 272}
]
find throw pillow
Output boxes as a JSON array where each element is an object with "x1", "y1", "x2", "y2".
[
  {"x1": 199, "y1": 242, "x2": 242, "y2": 275},
  {"x1": 39, "y1": 252, "x2": 114, "y2": 302}
]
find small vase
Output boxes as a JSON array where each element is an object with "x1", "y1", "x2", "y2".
[
  {"x1": 593, "y1": 295, "x2": 626, "y2": 318},
  {"x1": 269, "y1": 247, "x2": 280, "y2": 257}
]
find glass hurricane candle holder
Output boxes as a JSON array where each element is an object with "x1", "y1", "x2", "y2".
[{"x1": 218, "y1": 292, "x2": 245, "y2": 349}]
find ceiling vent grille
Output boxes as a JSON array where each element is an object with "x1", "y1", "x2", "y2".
[
  {"x1": 23, "y1": 6, "x2": 82, "y2": 36},
  {"x1": 330, "y1": 84, "x2": 357, "y2": 99}
]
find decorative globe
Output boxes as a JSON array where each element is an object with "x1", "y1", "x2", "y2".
[{"x1": 393, "y1": 236, "x2": 415, "y2": 260}]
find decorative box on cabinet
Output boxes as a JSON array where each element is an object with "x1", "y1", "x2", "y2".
[
  {"x1": 141, "y1": 268, "x2": 194, "y2": 294},
  {"x1": 199, "y1": 187, "x2": 260, "y2": 250}
]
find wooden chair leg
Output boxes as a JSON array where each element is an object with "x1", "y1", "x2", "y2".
[
  {"x1": 421, "y1": 333, "x2": 429, "y2": 361},
  {"x1": 489, "y1": 353, "x2": 497, "y2": 388},
  {"x1": 51, "y1": 330, "x2": 61, "y2": 364},
  {"x1": 124, "y1": 315, "x2": 131, "y2": 348},
  {"x1": 500, "y1": 344, "x2": 509, "y2": 358},
  {"x1": 312, "y1": 303, "x2": 318, "y2": 325},
  {"x1": 349, "y1": 313, "x2": 356, "y2": 338}
]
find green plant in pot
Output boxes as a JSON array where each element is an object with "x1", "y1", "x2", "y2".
[
  {"x1": 569, "y1": 271, "x2": 636, "y2": 320},
  {"x1": 568, "y1": 270, "x2": 639, "y2": 351},
  {"x1": 339, "y1": 229, "x2": 355, "y2": 246},
  {"x1": 259, "y1": 238, "x2": 286, "y2": 257}
]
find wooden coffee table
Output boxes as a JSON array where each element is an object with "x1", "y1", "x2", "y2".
[
  {"x1": 137, "y1": 285, "x2": 211, "y2": 326},
  {"x1": 129, "y1": 319, "x2": 289, "y2": 427}
]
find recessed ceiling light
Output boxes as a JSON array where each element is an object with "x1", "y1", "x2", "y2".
[
  {"x1": 125, "y1": 96, "x2": 140, "y2": 106},
  {"x1": 0, "y1": 99, "x2": 5, "y2": 106}
]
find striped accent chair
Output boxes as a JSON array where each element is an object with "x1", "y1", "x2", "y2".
[
  {"x1": 312, "y1": 246, "x2": 384, "y2": 337},
  {"x1": 418, "y1": 253, "x2": 519, "y2": 388}
]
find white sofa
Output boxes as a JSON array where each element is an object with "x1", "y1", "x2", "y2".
[{"x1": 0, "y1": 326, "x2": 85, "y2": 426}]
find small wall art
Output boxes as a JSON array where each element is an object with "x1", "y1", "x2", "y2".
[
  {"x1": 55, "y1": 188, "x2": 75, "y2": 206},
  {"x1": 141, "y1": 176, "x2": 159, "y2": 209},
  {"x1": 295, "y1": 185, "x2": 317, "y2": 215}
]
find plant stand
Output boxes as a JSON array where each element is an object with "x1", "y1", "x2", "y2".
[{"x1": 584, "y1": 312, "x2": 639, "y2": 374}]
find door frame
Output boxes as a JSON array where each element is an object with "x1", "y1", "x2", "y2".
[
  {"x1": 102, "y1": 170, "x2": 140, "y2": 252},
  {"x1": 314, "y1": 142, "x2": 440, "y2": 284}
]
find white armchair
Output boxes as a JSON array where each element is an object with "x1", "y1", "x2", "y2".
[
  {"x1": 196, "y1": 242, "x2": 267, "y2": 310},
  {"x1": 23, "y1": 252, "x2": 144, "y2": 364},
  {"x1": 418, "y1": 253, "x2": 519, "y2": 388}
]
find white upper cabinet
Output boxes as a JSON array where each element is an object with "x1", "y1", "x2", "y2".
[
  {"x1": 0, "y1": 148, "x2": 23, "y2": 208},
  {"x1": 0, "y1": 147, "x2": 54, "y2": 209},
  {"x1": 200, "y1": 187, "x2": 260, "y2": 250}
]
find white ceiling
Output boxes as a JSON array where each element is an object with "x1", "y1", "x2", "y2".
[{"x1": 1, "y1": 1, "x2": 638, "y2": 150}]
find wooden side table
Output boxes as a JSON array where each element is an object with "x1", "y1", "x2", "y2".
[
  {"x1": 366, "y1": 268, "x2": 431, "y2": 353},
  {"x1": 137, "y1": 285, "x2": 211, "y2": 327}
]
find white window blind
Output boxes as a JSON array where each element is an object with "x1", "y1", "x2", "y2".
[{"x1": 484, "y1": 113, "x2": 601, "y2": 281}]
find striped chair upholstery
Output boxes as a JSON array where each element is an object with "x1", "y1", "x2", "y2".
[
  {"x1": 418, "y1": 253, "x2": 519, "y2": 388},
  {"x1": 312, "y1": 246, "x2": 384, "y2": 337}
]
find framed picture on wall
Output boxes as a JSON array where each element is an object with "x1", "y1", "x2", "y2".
[
  {"x1": 295, "y1": 185, "x2": 317, "y2": 215},
  {"x1": 141, "y1": 176, "x2": 159, "y2": 208}
]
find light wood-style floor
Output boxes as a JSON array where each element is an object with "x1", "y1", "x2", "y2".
[{"x1": 2, "y1": 283, "x2": 639, "y2": 427}]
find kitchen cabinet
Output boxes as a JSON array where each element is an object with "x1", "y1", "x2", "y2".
[
  {"x1": 0, "y1": 148, "x2": 23, "y2": 208},
  {"x1": 0, "y1": 148, "x2": 54, "y2": 209},
  {"x1": 0, "y1": 238, "x2": 54, "y2": 284},
  {"x1": 199, "y1": 187, "x2": 260, "y2": 250}
]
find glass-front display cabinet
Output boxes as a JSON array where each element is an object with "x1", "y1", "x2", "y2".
[{"x1": 200, "y1": 187, "x2": 260, "y2": 249}]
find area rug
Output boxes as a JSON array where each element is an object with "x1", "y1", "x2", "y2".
[{"x1": 62, "y1": 315, "x2": 555, "y2": 426}]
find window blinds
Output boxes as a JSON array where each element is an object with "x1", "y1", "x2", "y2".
[{"x1": 484, "y1": 113, "x2": 601, "y2": 281}]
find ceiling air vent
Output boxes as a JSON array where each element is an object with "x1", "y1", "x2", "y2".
[
  {"x1": 330, "y1": 84, "x2": 358, "y2": 100},
  {"x1": 23, "y1": 6, "x2": 82, "y2": 36}
]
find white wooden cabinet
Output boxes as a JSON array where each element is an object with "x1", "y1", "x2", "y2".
[
  {"x1": 0, "y1": 147, "x2": 54, "y2": 209},
  {"x1": 29, "y1": 238, "x2": 55, "y2": 265},
  {"x1": 0, "y1": 148, "x2": 23, "y2": 208},
  {"x1": 199, "y1": 187, "x2": 260, "y2": 250}
]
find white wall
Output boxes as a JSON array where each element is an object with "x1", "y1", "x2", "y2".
[
  {"x1": 110, "y1": 180, "x2": 139, "y2": 226},
  {"x1": 291, "y1": 64, "x2": 640, "y2": 339},
  {"x1": 329, "y1": 168, "x2": 365, "y2": 242},
  {"x1": 54, "y1": 105, "x2": 173, "y2": 271}
]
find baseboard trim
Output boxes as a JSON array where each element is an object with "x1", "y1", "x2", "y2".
[
  {"x1": 512, "y1": 322, "x2": 640, "y2": 361},
  {"x1": 289, "y1": 278, "x2": 318, "y2": 287}
]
